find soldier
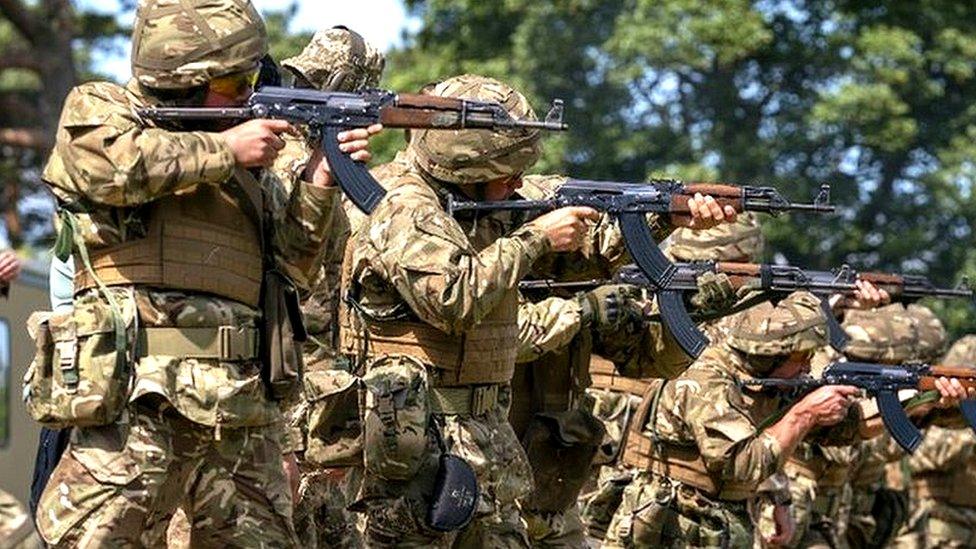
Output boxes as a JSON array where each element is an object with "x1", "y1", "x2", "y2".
[
  {"x1": 339, "y1": 74, "x2": 735, "y2": 546},
  {"x1": 781, "y1": 302, "x2": 917, "y2": 549},
  {"x1": 603, "y1": 292, "x2": 864, "y2": 548},
  {"x1": 579, "y1": 213, "x2": 766, "y2": 542},
  {"x1": 894, "y1": 335, "x2": 976, "y2": 549},
  {"x1": 31, "y1": 0, "x2": 373, "y2": 545},
  {"x1": 273, "y1": 26, "x2": 384, "y2": 549}
]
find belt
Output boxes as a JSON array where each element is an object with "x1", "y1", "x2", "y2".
[
  {"x1": 136, "y1": 326, "x2": 259, "y2": 361},
  {"x1": 429, "y1": 384, "x2": 502, "y2": 416}
]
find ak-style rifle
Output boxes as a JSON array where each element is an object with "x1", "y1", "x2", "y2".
[
  {"x1": 520, "y1": 262, "x2": 974, "y2": 359},
  {"x1": 138, "y1": 86, "x2": 567, "y2": 213},
  {"x1": 741, "y1": 361, "x2": 976, "y2": 453}
]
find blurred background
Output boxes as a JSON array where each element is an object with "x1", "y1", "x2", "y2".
[{"x1": 0, "y1": 0, "x2": 974, "y2": 338}]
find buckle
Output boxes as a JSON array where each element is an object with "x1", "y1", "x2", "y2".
[
  {"x1": 470, "y1": 385, "x2": 499, "y2": 416},
  {"x1": 218, "y1": 326, "x2": 256, "y2": 361},
  {"x1": 55, "y1": 340, "x2": 79, "y2": 392}
]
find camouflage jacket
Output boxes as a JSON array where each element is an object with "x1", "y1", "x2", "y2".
[{"x1": 42, "y1": 80, "x2": 339, "y2": 427}]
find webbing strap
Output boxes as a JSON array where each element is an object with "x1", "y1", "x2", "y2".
[
  {"x1": 428, "y1": 385, "x2": 501, "y2": 416},
  {"x1": 137, "y1": 326, "x2": 259, "y2": 361}
]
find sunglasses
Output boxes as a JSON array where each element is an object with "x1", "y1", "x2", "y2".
[{"x1": 209, "y1": 68, "x2": 260, "y2": 98}]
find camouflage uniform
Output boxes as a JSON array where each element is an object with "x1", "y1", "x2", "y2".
[
  {"x1": 579, "y1": 213, "x2": 765, "y2": 541},
  {"x1": 773, "y1": 303, "x2": 919, "y2": 549},
  {"x1": 271, "y1": 26, "x2": 384, "y2": 549},
  {"x1": 892, "y1": 335, "x2": 976, "y2": 549},
  {"x1": 340, "y1": 75, "x2": 558, "y2": 547},
  {"x1": 603, "y1": 292, "x2": 853, "y2": 548},
  {"x1": 843, "y1": 304, "x2": 946, "y2": 549},
  {"x1": 33, "y1": 1, "x2": 337, "y2": 546},
  {"x1": 0, "y1": 489, "x2": 36, "y2": 548}
]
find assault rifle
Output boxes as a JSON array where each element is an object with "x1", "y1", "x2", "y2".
[
  {"x1": 740, "y1": 361, "x2": 976, "y2": 453},
  {"x1": 451, "y1": 179, "x2": 832, "y2": 345},
  {"x1": 520, "y1": 263, "x2": 974, "y2": 359},
  {"x1": 138, "y1": 86, "x2": 567, "y2": 213}
]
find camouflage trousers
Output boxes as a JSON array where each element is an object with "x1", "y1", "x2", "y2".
[
  {"x1": 36, "y1": 396, "x2": 298, "y2": 548},
  {"x1": 603, "y1": 472, "x2": 753, "y2": 548},
  {"x1": 777, "y1": 472, "x2": 847, "y2": 549},
  {"x1": 522, "y1": 507, "x2": 585, "y2": 548},
  {"x1": 293, "y1": 466, "x2": 364, "y2": 548},
  {"x1": 890, "y1": 498, "x2": 976, "y2": 549},
  {"x1": 578, "y1": 464, "x2": 636, "y2": 542},
  {"x1": 0, "y1": 489, "x2": 41, "y2": 549},
  {"x1": 359, "y1": 402, "x2": 533, "y2": 548}
]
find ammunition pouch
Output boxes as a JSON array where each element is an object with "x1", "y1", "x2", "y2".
[
  {"x1": 521, "y1": 409, "x2": 606, "y2": 513},
  {"x1": 426, "y1": 453, "x2": 479, "y2": 532},
  {"x1": 23, "y1": 299, "x2": 133, "y2": 429},
  {"x1": 303, "y1": 369, "x2": 363, "y2": 468},
  {"x1": 361, "y1": 356, "x2": 432, "y2": 481},
  {"x1": 912, "y1": 474, "x2": 976, "y2": 508},
  {"x1": 259, "y1": 269, "x2": 307, "y2": 401}
]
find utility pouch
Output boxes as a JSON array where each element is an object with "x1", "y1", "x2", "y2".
[
  {"x1": 426, "y1": 453, "x2": 479, "y2": 532},
  {"x1": 521, "y1": 409, "x2": 606, "y2": 512},
  {"x1": 361, "y1": 356, "x2": 431, "y2": 480},
  {"x1": 260, "y1": 269, "x2": 307, "y2": 401},
  {"x1": 23, "y1": 299, "x2": 132, "y2": 429},
  {"x1": 303, "y1": 369, "x2": 363, "y2": 467}
]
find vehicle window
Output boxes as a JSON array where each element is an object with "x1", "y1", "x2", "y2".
[{"x1": 0, "y1": 318, "x2": 9, "y2": 447}]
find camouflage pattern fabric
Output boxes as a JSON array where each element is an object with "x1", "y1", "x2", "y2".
[
  {"x1": 577, "y1": 463, "x2": 637, "y2": 541},
  {"x1": 906, "y1": 304, "x2": 947, "y2": 363},
  {"x1": 411, "y1": 75, "x2": 541, "y2": 185},
  {"x1": 522, "y1": 507, "x2": 586, "y2": 549},
  {"x1": 841, "y1": 303, "x2": 917, "y2": 362},
  {"x1": 726, "y1": 291, "x2": 828, "y2": 362},
  {"x1": 515, "y1": 295, "x2": 585, "y2": 364},
  {"x1": 603, "y1": 471, "x2": 754, "y2": 548},
  {"x1": 0, "y1": 489, "x2": 38, "y2": 549},
  {"x1": 293, "y1": 467, "x2": 364, "y2": 549},
  {"x1": 942, "y1": 335, "x2": 976, "y2": 367},
  {"x1": 36, "y1": 398, "x2": 297, "y2": 547},
  {"x1": 131, "y1": 0, "x2": 267, "y2": 89},
  {"x1": 282, "y1": 26, "x2": 385, "y2": 91},
  {"x1": 664, "y1": 211, "x2": 766, "y2": 262}
]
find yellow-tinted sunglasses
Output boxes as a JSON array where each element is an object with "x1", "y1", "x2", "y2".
[{"x1": 209, "y1": 68, "x2": 260, "y2": 98}]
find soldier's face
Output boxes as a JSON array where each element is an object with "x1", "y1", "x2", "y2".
[
  {"x1": 769, "y1": 350, "x2": 814, "y2": 379},
  {"x1": 483, "y1": 173, "x2": 524, "y2": 201}
]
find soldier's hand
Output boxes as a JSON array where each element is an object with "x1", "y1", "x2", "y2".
[
  {"x1": 578, "y1": 284, "x2": 647, "y2": 334},
  {"x1": 689, "y1": 271, "x2": 736, "y2": 313},
  {"x1": 222, "y1": 119, "x2": 298, "y2": 167},
  {"x1": 844, "y1": 279, "x2": 891, "y2": 310},
  {"x1": 933, "y1": 376, "x2": 976, "y2": 408},
  {"x1": 672, "y1": 193, "x2": 738, "y2": 230},
  {"x1": 304, "y1": 124, "x2": 383, "y2": 187},
  {"x1": 533, "y1": 206, "x2": 601, "y2": 252},
  {"x1": 792, "y1": 385, "x2": 860, "y2": 427},
  {"x1": 0, "y1": 250, "x2": 21, "y2": 283}
]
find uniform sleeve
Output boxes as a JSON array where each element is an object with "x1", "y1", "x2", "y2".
[
  {"x1": 359, "y1": 183, "x2": 551, "y2": 334},
  {"x1": 44, "y1": 84, "x2": 236, "y2": 206},
  {"x1": 270, "y1": 175, "x2": 341, "y2": 291},
  {"x1": 908, "y1": 426, "x2": 975, "y2": 472},
  {"x1": 678, "y1": 367, "x2": 784, "y2": 487},
  {"x1": 516, "y1": 295, "x2": 584, "y2": 363}
]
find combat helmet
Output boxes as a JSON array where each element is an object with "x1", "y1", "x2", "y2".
[
  {"x1": 666, "y1": 212, "x2": 766, "y2": 262},
  {"x1": 410, "y1": 74, "x2": 541, "y2": 185},
  {"x1": 131, "y1": 0, "x2": 267, "y2": 89},
  {"x1": 282, "y1": 26, "x2": 385, "y2": 92},
  {"x1": 727, "y1": 291, "x2": 827, "y2": 360},
  {"x1": 906, "y1": 304, "x2": 947, "y2": 363},
  {"x1": 943, "y1": 335, "x2": 976, "y2": 367},
  {"x1": 841, "y1": 303, "x2": 916, "y2": 363}
]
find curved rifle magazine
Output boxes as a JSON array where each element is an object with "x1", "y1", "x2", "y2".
[
  {"x1": 658, "y1": 290, "x2": 709, "y2": 358},
  {"x1": 322, "y1": 126, "x2": 387, "y2": 213},
  {"x1": 876, "y1": 390, "x2": 922, "y2": 453}
]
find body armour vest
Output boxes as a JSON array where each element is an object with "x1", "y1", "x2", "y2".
[
  {"x1": 74, "y1": 181, "x2": 263, "y2": 307},
  {"x1": 339, "y1": 176, "x2": 520, "y2": 387}
]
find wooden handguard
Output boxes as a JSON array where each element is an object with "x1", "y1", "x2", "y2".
[
  {"x1": 919, "y1": 365, "x2": 976, "y2": 391},
  {"x1": 668, "y1": 194, "x2": 743, "y2": 214}
]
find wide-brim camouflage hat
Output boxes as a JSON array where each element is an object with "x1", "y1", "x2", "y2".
[
  {"x1": 132, "y1": 0, "x2": 267, "y2": 90},
  {"x1": 906, "y1": 304, "x2": 947, "y2": 363},
  {"x1": 842, "y1": 303, "x2": 917, "y2": 363},
  {"x1": 281, "y1": 26, "x2": 385, "y2": 92},
  {"x1": 410, "y1": 74, "x2": 541, "y2": 185},
  {"x1": 666, "y1": 212, "x2": 765, "y2": 262},
  {"x1": 727, "y1": 291, "x2": 827, "y2": 356},
  {"x1": 943, "y1": 334, "x2": 976, "y2": 367}
]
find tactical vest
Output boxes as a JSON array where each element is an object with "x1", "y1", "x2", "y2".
[
  {"x1": 620, "y1": 370, "x2": 774, "y2": 502},
  {"x1": 912, "y1": 468, "x2": 976, "y2": 508},
  {"x1": 73, "y1": 181, "x2": 263, "y2": 307},
  {"x1": 508, "y1": 329, "x2": 591, "y2": 438},
  {"x1": 338, "y1": 180, "x2": 519, "y2": 387},
  {"x1": 589, "y1": 354, "x2": 654, "y2": 398}
]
